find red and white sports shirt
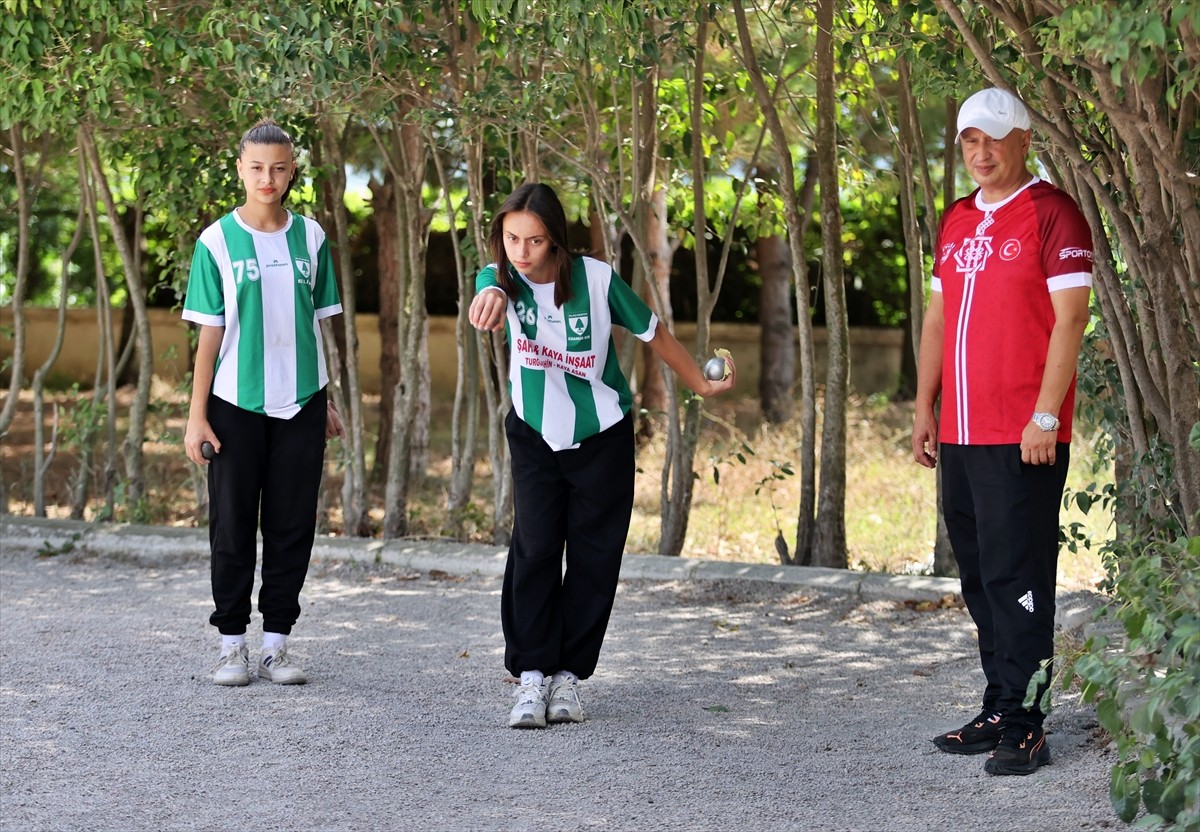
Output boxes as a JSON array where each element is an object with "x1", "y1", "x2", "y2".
[{"x1": 931, "y1": 178, "x2": 1093, "y2": 445}]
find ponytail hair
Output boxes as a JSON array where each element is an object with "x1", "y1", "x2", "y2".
[{"x1": 238, "y1": 118, "x2": 298, "y2": 202}]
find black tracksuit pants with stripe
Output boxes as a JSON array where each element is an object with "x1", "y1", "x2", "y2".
[
  {"x1": 206, "y1": 389, "x2": 327, "y2": 636},
  {"x1": 501, "y1": 409, "x2": 635, "y2": 680},
  {"x1": 940, "y1": 442, "x2": 1069, "y2": 726}
]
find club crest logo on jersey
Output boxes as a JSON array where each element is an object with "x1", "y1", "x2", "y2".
[
  {"x1": 954, "y1": 236, "x2": 994, "y2": 279},
  {"x1": 999, "y1": 239, "x2": 1021, "y2": 261},
  {"x1": 295, "y1": 258, "x2": 312, "y2": 285},
  {"x1": 567, "y1": 313, "x2": 591, "y2": 345}
]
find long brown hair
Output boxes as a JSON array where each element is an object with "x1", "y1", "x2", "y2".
[{"x1": 488, "y1": 182, "x2": 574, "y2": 307}]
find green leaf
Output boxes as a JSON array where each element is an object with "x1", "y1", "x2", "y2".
[
  {"x1": 1096, "y1": 697, "x2": 1122, "y2": 735},
  {"x1": 1110, "y1": 764, "x2": 1141, "y2": 823},
  {"x1": 1142, "y1": 18, "x2": 1166, "y2": 48}
]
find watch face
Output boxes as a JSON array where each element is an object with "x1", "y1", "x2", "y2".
[{"x1": 1035, "y1": 414, "x2": 1057, "y2": 430}]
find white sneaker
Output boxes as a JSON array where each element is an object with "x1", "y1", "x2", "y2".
[
  {"x1": 213, "y1": 644, "x2": 250, "y2": 686},
  {"x1": 546, "y1": 674, "x2": 584, "y2": 723},
  {"x1": 258, "y1": 644, "x2": 307, "y2": 685},
  {"x1": 508, "y1": 679, "x2": 549, "y2": 728}
]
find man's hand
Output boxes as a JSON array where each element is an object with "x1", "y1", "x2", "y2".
[
  {"x1": 912, "y1": 408, "x2": 939, "y2": 469},
  {"x1": 1021, "y1": 420, "x2": 1057, "y2": 465}
]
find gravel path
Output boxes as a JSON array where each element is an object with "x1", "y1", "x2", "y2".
[{"x1": 0, "y1": 545, "x2": 1116, "y2": 832}]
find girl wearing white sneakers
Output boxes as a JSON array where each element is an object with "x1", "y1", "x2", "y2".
[
  {"x1": 469, "y1": 183, "x2": 736, "y2": 727},
  {"x1": 182, "y1": 119, "x2": 345, "y2": 687}
]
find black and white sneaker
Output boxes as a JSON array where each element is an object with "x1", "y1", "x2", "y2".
[
  {"x1": 984, "y1": 722, "x2": 1051, "y2": 776},
  {"x1": 932, "y1": 709, "x2": 1004, "y2": 754}
]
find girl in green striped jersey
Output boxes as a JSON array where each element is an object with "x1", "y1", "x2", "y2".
[
  {"x1": 183, "y1": 120, "x2": 344, "y2": 687},
  {"x1": 469, "y1": 183, "x2": 736, "y2": 728}
]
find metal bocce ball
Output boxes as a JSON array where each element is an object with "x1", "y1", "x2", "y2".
[
  {"x1": 703, "y1": 357, "x2": 727, "y2": 381},
  {"x1": 200, "y1": 441, "x2": 216, "y2": 460}
]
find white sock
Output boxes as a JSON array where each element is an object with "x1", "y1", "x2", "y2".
[
  {"x1": 551, "y1": 670, "x2": 578, "y2": 685},
  {"x1": 262, "y1": 632, "x2": 288, "y2": 653},
  {"x1": 221, "y1": 635, "x2": 246, "y2": 652},
  {"x1": 520, "y1": 670, "x2": 544, "y2": 687}
]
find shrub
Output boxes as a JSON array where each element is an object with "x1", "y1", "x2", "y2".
[{"x1": 1067, "y1": 536, "x2": 1200, "y2": 830}]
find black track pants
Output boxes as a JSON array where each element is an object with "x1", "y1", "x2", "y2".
[
  {"x1": 501, "y1": 410, "x2": 635, "y2": 680},
  {"x1": 940, "y1": 442, "x2": 1069, "y2": 724},
  {"x1": 206, "y1": 389, "x2": 327, "y2": 636}
]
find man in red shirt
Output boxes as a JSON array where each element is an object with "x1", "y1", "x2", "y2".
[{"x1": 912, "y1": 87, "x2": 1093, "y2": 776}]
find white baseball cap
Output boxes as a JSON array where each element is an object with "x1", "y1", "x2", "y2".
[{"x1": 955, "y1": 88, "x2": 1031, "y2": 143}]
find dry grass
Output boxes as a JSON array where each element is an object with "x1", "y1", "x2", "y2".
[
  {"x1": 2, "y1": 386, "x2": 1111, "y2": 591},
  {"x1": 627, "y1": 395, "x2": 1111, "y2": 592}
]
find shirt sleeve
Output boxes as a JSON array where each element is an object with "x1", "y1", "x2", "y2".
[
  {"x1": 475, "y1": 264, "x2": 503, "y2": 295},
  {"x1": 1038, "y1": 192, "x2": 1094, "y2": 292},
  {"x1": 181, "y1": 237, "x2": 225, "y2": 327},
  {"x1": 312, "y1": 234, "x2": 343, "y2": 320},
  {"x1": 929, "y1": 204, "x2": 956, "y2": 295},
  {"x1": 606, "y1": 267, "x2": 658, "y2": 342}
]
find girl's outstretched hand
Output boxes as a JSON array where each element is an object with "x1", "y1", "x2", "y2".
[{"x1": 469, "y1": 289, "x2": 508, "y2": 332}]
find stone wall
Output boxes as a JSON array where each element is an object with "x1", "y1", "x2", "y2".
[{"x1": 1, "y1": 307, "x2": 904, "y2": 398}]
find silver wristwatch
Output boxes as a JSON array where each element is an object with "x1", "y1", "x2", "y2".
[{"x1": 1031, "y1": 411, "x2": 1060, "y2": 432}]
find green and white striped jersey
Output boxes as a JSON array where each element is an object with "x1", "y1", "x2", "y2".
[
  {"x1": 182, "y1": 210, "x2": 342, "y2": 418},
  {"x1": 477, "y1": 256, "x2": 657, "y2": 451}
]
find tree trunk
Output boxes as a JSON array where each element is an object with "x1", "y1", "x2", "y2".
[
  {"x1": 32, "y1": 204, "x2": 85, "y2": 516},
  {"x1": 431, "y1": 139, "x2": 481, "y2": 539},
  {"x1": 757, "y1": 230, "x2": 795, "y2": 423},
  {"x1": 0, "y1": 126, "x2": 32, "y2": 444},
  {"x1": 933, "y1": 464, "x2": 957, "y2": 577},
  {"x1": 810, "y1": 0, "x2": 849, "y2": 568},
  {"x1": 658, "y1": 17, "x2": 709, "y2": 558},
  {"x1": 638, "y1": 184, "x2": 675, "y2": 431},
  {"x1": 410, "y1": 318, "x2": 431, "y2": 481},
  {"x1": 892, "y1": 56, "x2": 925, "y2": 402},
  {"x1": 379, "y1": 120, "x2": 432, "y2": 540},
  {"x1": 80, "y1": 125, "x2": 153, "y2": 515},
  {"x1": 630, "y1": 65, "x2": 668, "y2": 439},
  {"x1": 933, "y1": 96, "x2": 958, "y2": 575},
  {"x1": 733, "y1": 0, "x2": 818, "y2": 566},
  {"x1": 371, "y1": 174, "x2": 400, "y2": 483},
  {"x1": 315, "y1": 118, "x2": 369, "y2": 536},
  {"x1": 755, "y1": 158, "x2": 814, "y2": 425},
  {"x1": 78, "y1": 151, "x2": 119, "y2": 520},
  {"x1": 463, "y1": 139, "x2": 513, "y2": 544}
]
